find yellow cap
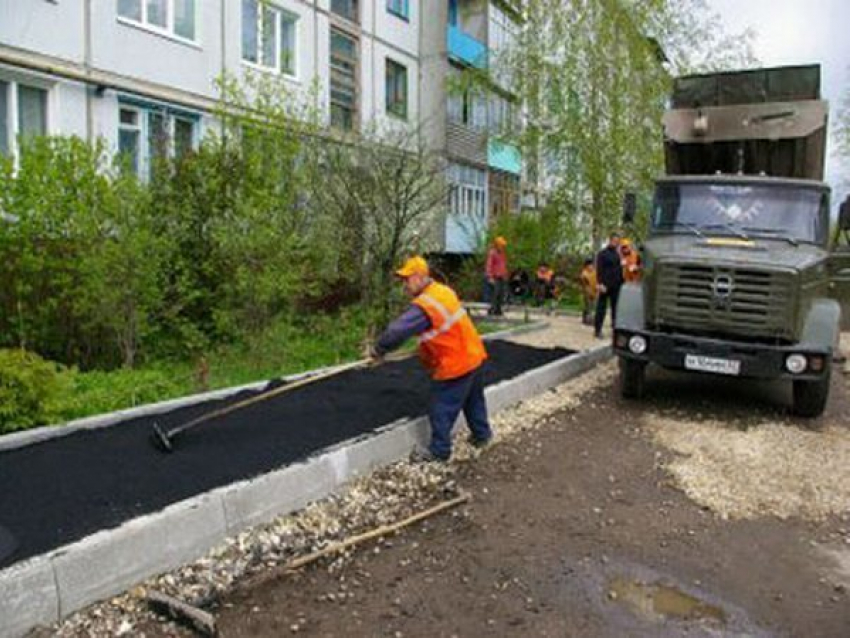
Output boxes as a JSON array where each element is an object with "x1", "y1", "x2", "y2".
[
  {"x1": 495, "y1": 236, "x2": 507, "y2": 248},
  {"x1": 395, "y1": 255, "x2": 429, "y2": 278}
]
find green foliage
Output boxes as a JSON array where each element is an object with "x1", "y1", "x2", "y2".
[
  {"x1": 489, "y1": 0, "x2": 761, "y2": 254},
  {"x1": 836, "y1": 75, "x2": 850, "y2": 194},
  {"x1": 0, "y1": 349, "x2": 75, "y2": 432}
]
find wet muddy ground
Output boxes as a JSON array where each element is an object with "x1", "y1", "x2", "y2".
[{"x1": 208, "y1": 363, "x2": 850, "y2": 637}]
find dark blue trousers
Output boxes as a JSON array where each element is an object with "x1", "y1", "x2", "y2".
[{"x1": 428, "y1": 366, "x2": 492, "y2": 460}]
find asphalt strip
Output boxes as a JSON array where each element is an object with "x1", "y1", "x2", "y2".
[{"x1": 0, "y1": 340, "x2": 571, "y2": 569}]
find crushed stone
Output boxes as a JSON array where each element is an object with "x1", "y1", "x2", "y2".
[{"x1": 646, "y1": 414, "x2": 850, "y2": 522}]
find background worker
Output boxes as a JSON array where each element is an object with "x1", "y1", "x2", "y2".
[
  {"x1": 534, "y1": 262, "x2": 555, "y2": 307},
  {"x1": 485, "y1": 236, "x2": 508, "y2": 316},
  {"x1": 594, "y1": 232, "x2": 624, "y2": 339},
  {"x1": 578, "y1": 257, "x2": 597, "y2": 326},
  {"x1": 370, "y1": 256, "x2": 493, "y2": 462},
  {"x1": 620, "y1": 238, "x2": 642, "y2": 283}
]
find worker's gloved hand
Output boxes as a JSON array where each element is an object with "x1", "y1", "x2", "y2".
[{"x1": 363, "y1": 344, "x2": 384, "y2": 366}]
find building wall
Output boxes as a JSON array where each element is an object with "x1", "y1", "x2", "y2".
[
  {"x1": 0, "y1": 0, "x2": 523, "y2": 255},
  {"x1": 0, "y1": 0, "x2": 83, "y2": 63}
]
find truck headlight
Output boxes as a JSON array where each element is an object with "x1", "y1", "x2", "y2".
[
  {"x1": 785, "y1": 354, "x2": 807, "y2": 374},
  {"x1": 628, "y1": 335, "x2": 648, "y2": 355}
]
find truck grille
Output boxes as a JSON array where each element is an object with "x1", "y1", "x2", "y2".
[{"x1": 655, "y1": 263, "x2": 795, "y2": 340}]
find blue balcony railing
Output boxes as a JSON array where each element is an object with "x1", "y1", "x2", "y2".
[
  {"x1": 488, "y1": 139, "x2": 522, "y2": 175},
  {"x1": 447, "y1": 25, "x2": 487, "y2": 69}
]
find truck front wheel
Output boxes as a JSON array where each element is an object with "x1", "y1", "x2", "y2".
[
  {"x1": 791, "y1": 369, "x2": 831, "y2": 418},
  {"x1": 619, "y1": 358, "x2": 646, "y2": 399}
]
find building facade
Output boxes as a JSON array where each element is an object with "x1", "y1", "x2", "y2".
[{"x1": 0, "y1": 0, "x2": 521, "y2": 254}]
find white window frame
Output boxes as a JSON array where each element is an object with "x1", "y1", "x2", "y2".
[
  {"x1": 387, "y1": 0, "x2": 409, "y2": 20},
  {"x1": 241, "y1": 0, "x2": 300, "y2": 80},
  {"x1": 117, "y1": 0, "x2": 199, "y2": 46},
  {"x1": 117, "y1": 100, "x2": 199, "y2": 180},
  {"x1": 118, "y1": 105, "x2": 143, "y2": 175},
  {"x1": 0, "y1": 74, "x2": 53, "y2": 161},
  {"x1": 385, "y1": 58, "x2": 408, "y2": 120}
]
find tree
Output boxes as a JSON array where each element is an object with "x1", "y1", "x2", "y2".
[
  {"x1": 835, "y1": 70, "x2": 850, "y2": 191},
  {"x1": 303, "y1": 125, "x2": 450, "y2": 327},
  {"x1": 492, "y1": 0, "x2": 760, "y2": 252}
]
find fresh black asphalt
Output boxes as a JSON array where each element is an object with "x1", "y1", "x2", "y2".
[{"x1": 0, "y1": 340, "x2": 572, "y2": 569}]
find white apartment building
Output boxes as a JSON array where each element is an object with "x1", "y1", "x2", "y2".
[{"x1": 0, "y1": 0, "x2": 522, "y2": 254}]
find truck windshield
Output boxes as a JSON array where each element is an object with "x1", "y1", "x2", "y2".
[{"x1": 651, "y1": 183, "x2": 827, "y2": 244}]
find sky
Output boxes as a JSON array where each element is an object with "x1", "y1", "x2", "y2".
[{"x1": 707, "y1": 0, "x2": 849, "y2": 207}]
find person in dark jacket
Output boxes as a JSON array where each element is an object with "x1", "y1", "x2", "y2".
[{"x1": 594, "y1": 232, "x2": 624, "y2": 339}]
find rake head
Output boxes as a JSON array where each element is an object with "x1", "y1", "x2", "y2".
[{"x1": 151, "y1": 422, "x2": 174, "y2": 453}]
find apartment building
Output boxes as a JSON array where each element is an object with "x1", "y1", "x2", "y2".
[{"x1": 0, "y1": 0, "x2": 522, "y2": 255}]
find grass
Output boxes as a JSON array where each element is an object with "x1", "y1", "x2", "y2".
[{"x1": 52, "y1": 309, "x2": 516, "y2": 425}]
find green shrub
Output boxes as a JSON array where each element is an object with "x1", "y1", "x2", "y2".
[{"x1": 0, "y1": 349, "x2": 75, "y2": 432}]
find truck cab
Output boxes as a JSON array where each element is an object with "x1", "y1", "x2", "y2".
[{"x1": 614, "y1": 65, "x2": 842, "y2": 417}]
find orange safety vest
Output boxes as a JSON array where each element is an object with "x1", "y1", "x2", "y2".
[
  {"x1": 621, "y1": 251, "x2": 641, "y2": 283},
  {"x1": 412, "y1": 281, "x2": 488, "y2": 381}
]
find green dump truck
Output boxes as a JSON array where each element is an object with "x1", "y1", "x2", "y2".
[{"x1": 614, "y1": 65, "x2": 847, "y2": 417}]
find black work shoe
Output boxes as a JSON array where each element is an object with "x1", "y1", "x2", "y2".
[
  {"x1": 468, "y1": 436, "x2": 492, "y2": 450},
  {"x1": 409, "y1": 449, "x2": 448, "y2": 464}
]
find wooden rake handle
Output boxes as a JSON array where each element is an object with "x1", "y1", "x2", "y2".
[{"x1": 169, "y1": 352, "x2": 413, "y2": 437}]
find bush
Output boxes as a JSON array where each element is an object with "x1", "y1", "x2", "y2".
[{"x1": 0, "y1": 349, "x2": 75, "y2": 432}]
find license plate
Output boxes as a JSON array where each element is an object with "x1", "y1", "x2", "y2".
[{"x1": 684, "y1": 354, "x2": 741, "y2": 376}]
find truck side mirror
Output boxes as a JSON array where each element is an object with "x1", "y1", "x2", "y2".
[
  {"x1": 622, "y1": 192, "x2": 637, "y2": 225},
  {"x1": 840, "y1": 197, "x2": 850, "y2": 231}
]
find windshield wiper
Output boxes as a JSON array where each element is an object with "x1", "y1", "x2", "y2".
[
  {"x1": 699, "y1": 223, "x2": 751, "y2": 241},
  {"x1": 740, "y1": 227, "x2": 799, "y2": 246},
  {"x1": 655, "y1": 221, "x2": 704, "y2": 238}
]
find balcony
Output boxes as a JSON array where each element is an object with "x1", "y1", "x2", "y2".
[
  {"x1": 488, "y1": 139, "x2": 521, "y2": 175},
  {"x1": 447, "y1": 25, "x2": 487, "y2": 69}
]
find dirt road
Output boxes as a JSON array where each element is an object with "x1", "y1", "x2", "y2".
[{"x1": 209, "y1": 337, "x2": 850, "y2": 637}]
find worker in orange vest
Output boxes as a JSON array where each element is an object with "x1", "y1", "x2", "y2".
[
  {"x1": 369, "y1": 256, "x2": 492, "y2": 462},
  {"x1": 535, "y1": 262, "x2": 555, "y2": 307},
  {"x1": 620, "y1": 238, "x2": 641, "y2": 283}
]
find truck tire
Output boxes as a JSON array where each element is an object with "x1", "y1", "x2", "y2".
[
  {"x1": 791, "y1": 369, "x2": 831, "y2": 418},
  {"x1": 619, "y1": 358, "x2": 646, "y2": 399}
]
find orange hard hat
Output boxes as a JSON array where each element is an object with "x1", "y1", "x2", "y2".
[
  {"x1": 395, "y1": 255, "x2": 430, "y2": 278},
  {"x1": 494, "y1": 236, "x2": 507, "y2": 248}
]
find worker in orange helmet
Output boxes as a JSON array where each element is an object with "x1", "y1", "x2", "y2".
[
  {"x1": 620, "y1": 238, "x2": 642, "y2": 283},
  {"x1": 369, "y1": 256, "x2": 492, "y2": 462}
]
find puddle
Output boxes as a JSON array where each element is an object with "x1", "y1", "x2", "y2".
[{"x1": 609, "y1": 577, "x2": 727, "y2": 625}]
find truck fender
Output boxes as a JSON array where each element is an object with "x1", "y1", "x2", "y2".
[
  {"x1": 615, "y1": 283, "x2": 645, "y2": 331},
  {"x1": 799, "y1": 298, "x2": 841, "y2": 351}
]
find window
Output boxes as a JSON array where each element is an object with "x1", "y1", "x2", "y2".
[
  {"x1": 448, "y1": 87, "x2": 487, "y2": 131},
  {"x1": 331, "y1": 0, "x2": 358, "y2": 23},
  {"x1": 118, "y1": 107, "x2": 141, "y2": 174},
  {"x1": 118, "y1": 102, "x2": 198, "y2": 179},
  {"x1": 241, "y1": 0, "x2": 298, "y2": 77},
  {"x1": 0, "y1": 80, "x2": 49, "y2": 157},
  {"x1": 489, "y1": 3, "x2": 518, "y2": 87},
  {"x1": 330, "y1": 30, "x2": 357, "y2": 130},
  {"x1": 448, "y1": 162, "x2": 487, "y2": 219},
  {"x1": 489, "y1": 170, "x2": 520, "y2": 218},
  {"x1": 385, "y1": 59, "x2": 408, "y2": 120},
  {"x1": 387, "y1": 0, "x2": 409, "y2": 19},
  {"x1": 117, "y1": 0, "x2": 196, "y2": 41},
  {"x1": 488, "y1": 93, "x2": 517, "y2": 135}
]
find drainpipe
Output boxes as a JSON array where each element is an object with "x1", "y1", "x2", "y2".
[{"x1": 84, "y1": 0, "x2": 93, "y2": 140}]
